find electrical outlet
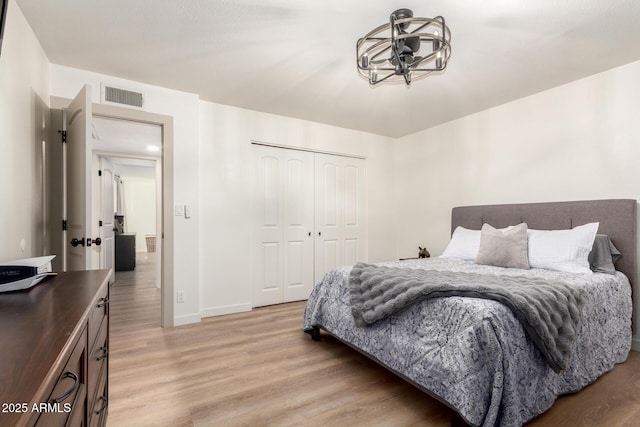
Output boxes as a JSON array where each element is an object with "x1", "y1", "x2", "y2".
[{"x1": 176, "y1": 290, "x2": 185, "y2": 304}]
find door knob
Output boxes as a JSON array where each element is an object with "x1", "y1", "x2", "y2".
[
  {"x1": 87, "y1": 237, "x2": 102, "y2": 247},
  {"x1": 70, "y1": 237, "x2": 85, "y2": 247}
]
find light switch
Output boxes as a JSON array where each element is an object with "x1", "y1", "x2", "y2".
[
  {"x1": 184, "y1": 204, "x2": 191, "y2": 219},
  {"x1": 175, "y1": 204, "x2": 184, "y2": 216}
]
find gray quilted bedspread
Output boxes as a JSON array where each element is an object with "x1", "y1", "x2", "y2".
[
  {"x1": 303, "y1": 258, "x2": 632, "y2": 427},
  {"x1": 349, "y1": 263, "x2": 584, "y2": 373}
]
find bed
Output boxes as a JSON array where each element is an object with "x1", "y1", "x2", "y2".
[{"x1": 303, "y1": 199, "x2": 637, "y2": 426}]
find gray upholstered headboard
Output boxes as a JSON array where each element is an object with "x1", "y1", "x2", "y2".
[{"x1": 451, "y1": 199, "x2": 638, "y2": 291}]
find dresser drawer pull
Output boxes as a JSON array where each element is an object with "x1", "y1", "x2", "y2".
[
  {"x1": 95, "y1": 396, "x2": 108, "y2": 415},
  {"x1": 96, "y1": 297, "x2": 109, "y2": 308},
  {"x1": 50, "y1": 372, "x2": 79, "y2": 404},
  {"x1": 96, "y1": 346, "x2": 109, "y2": 361}
]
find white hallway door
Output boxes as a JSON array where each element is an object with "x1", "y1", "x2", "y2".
[
  {"x1": 253, "y1": 145, "x2": 366, "y2": 307},
  {"x1": 65, "y1": 85, "x2": 93, "y2": 271},
  {"x1": 99, "y1": 157, "x2": 115, "y2": 272}
]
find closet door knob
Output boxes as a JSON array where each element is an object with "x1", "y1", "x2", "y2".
[
  {"x1": 308, "y1": 232, "x2": 311, "y2": 237},
  {"x1": 318, "y1": 231, "x2": 322, "y2": 237}
]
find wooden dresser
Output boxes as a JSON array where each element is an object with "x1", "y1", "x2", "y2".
[{"x1": 0, "y1": 269, "x2": 111, "y2": 427}]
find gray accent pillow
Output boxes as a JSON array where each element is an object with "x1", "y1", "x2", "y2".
[
  {"x1": 476, "y1": 223, "x2": 530, "y2": 270},
  {"x1": 588, "y1": 234, "x2": 621, "y2": 274}
]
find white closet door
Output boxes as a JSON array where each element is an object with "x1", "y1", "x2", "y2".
[
  {"x1": 254, "y1": 148, "x2": 283, "y2": 306},
  {"x1": 314, "y1": 155, "x2": 341, "y2": 282},
  {"x1": 253, "y1": 145, "x2": 314, "y2": 307},
  {"x1": 282, "y1": 150, "x2": 314, "y2": 301},
  {"x1": 342, "y1": 160, "x2": 366, "y2": 266},
  {"x1": 314, "y1": 153, "x2": 366, "y2": 284}
]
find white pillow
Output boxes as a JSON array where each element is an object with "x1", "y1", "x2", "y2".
[
  {"x1": 440, "y1": 226, "x2": 481, "y2": 260},
  {"x1": 527, "y1": 222, "x2": 599, "y2": 274}
]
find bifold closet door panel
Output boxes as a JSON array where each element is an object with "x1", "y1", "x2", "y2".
[
  {"x1": 314, "y1": 153, "x2": 366, "y2": 284},
  {"x1": 342, "y1": 160, "x2": 365, "y2": 265},
  {"x1": 254, "y1": 149, "x2": 282, "y2": 307},
  {"x1": 253, "y1": 145, "x2": 314, "y2": 307},
  {"x1": 282, "y1": 150, "x2": 314, "y2": 302},
  {"x1": 314, "y1": 155, "x2": 341, "y2": 284}
]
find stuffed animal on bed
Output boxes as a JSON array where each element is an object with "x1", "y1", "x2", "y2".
[{"x1": 418, "y1": 247, "x2": 431, "y2": 258}]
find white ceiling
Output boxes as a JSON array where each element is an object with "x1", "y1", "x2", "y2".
[
  {"x1": 92, "y1": 116, "x2": 162, "y2": 158},
  {"x1": 16, "y1": 0, "x2": 640, "y2": 138}
]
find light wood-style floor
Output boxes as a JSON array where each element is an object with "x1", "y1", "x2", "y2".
[{"x1": 108, "y1": 254, "x2": 640, "y2": 426}]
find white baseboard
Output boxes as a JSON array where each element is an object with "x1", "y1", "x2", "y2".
[
  {"x1": 173, "y1": 312, "x2": 202, "y2": 326},
  {"x1": 200, "y1": 302, "x2": 252, "y2": 318},
  {"x1": 632, "y1": 337, "x2": 640, "y2": 352}
]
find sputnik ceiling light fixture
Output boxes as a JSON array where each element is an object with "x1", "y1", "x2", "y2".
[{"x1": 356, "y1": 8, "x2": 451, "y2": 86}]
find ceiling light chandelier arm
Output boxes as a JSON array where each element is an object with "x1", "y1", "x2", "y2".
[
  {"x1": 389, "y1": 12, "x2": 408, "y2": 79},
  {"x1": 356, "y1": 21, "x2": 392, "y2": 60},
  {"x1": 406, "y1": 18, "x2": 451, "y2": 71},
  {"x1": 405, "y1": 16, "x2": 445, "y2": 37},
  {"x1": 357, "y1": 39, "x2": 394, "y2": 69},
  {"x1": 356, "y1": 20, "x2": 395, "y2": 72},
  {"x1": 372, "y1": 71, "x2": 397, "y2": 85},
  {"x1": 432, "y1": 16, "x2": 451, "y2": 68}
]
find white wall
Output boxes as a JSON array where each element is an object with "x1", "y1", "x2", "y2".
[
  {"x1": 0, "y1": 0, "x2": 50, "y2": 261},
  {"x1": 198, "y1": 101, "x2": 396, "y2": 316},
  {"x1": 50, "y1": 65, "x2": 201, "y2": 325},
  {"x1": 119, "y1": 168, "x2": 156, "y2": 253},
  {"x1": 393, "y1": 60, "x2": 640, "y2": 348}
]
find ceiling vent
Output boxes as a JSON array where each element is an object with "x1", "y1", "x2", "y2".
[{"x1": 101, "y1": 84, "x2": 145, "y2": 109}]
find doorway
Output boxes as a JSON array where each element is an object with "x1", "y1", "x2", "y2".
[
  {"x1": 92, "y1": 103, "x2": 174, "y2": 328},
  {"x1": 93, "y1": 116, "x2": 163, "y2": 328},
  {"x1": 92, "y1": 115, "x2": 162, "y2": 284},
  {"x1": 100, "y1": 157, "x2": 160, "y2": 274},
  {"x1": 49, "y1": 93, "x2": 175, "y2": 327},
  {"x1": 102, "y1": 154, "x2": 162, "y2": 329}
]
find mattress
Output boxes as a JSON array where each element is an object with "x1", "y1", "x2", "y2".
[{"x1": 303, "y1": 257, "x2": 632, "y2": 426}]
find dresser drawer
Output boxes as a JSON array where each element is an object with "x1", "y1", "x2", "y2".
[
  {"x1": 35, "y1": 327, "x2": 87, "y2": 427},
  {"x1": 88, "y1": 364, "x2": 108, "y2": 427},
  {"x1": 88, "y1": 287, "x2": 109, "y2": 351},
  {"x1": 87, "y1": 317, "x2": 108, "y2": 406}
]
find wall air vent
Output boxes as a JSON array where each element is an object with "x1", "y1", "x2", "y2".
[{"x1": 101, "y1": 84, "x2": 145, "y2": 109}]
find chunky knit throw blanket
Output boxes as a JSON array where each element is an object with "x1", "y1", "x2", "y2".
[{"x1": 349, "y1": 262, "x2": 585, "y2": 372}]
